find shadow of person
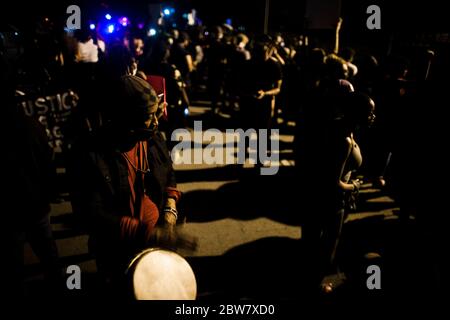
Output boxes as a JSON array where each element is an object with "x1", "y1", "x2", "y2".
[
  {"x1": 179, "y1": 166, "x2": 304, "y2": 226},
  {"x1": 187, "y1": 237, "x2": 317, "y2": 301}
]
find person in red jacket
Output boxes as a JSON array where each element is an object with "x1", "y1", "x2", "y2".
[{"x1": 69, "y1": 75, "x2": 194, "y2": 294}]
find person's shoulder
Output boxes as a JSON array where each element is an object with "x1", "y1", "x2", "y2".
[
  {"x1": 148, "y1": 131, "x2": 172, "y2": 159},
  {"x1": 345, "y1": 136, "x2": 353, "y2": 146}
]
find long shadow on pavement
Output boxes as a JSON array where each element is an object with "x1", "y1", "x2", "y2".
[{"x1": 179, "y1": 167, "x2": 303, "y2": 226}]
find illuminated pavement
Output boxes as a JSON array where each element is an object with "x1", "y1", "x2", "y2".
[{"x1": 24, "y1": 104, "x2": 425, "y2": 301}]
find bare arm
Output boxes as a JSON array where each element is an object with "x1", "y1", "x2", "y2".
[
  {"x1": 336, "y1": 137, "x2": 357, "y2": 192},
  {"x1": 272, "y1": 49, "x2": 285, "y2": 66},
  {"x1": 185, "y1": 54, "x2": 194, "y2": 73},
  {"x1": 257, "y1": 80, "x2": 283, "y2": 99},
  {"x1": 333, "y1": 17, "x2": 343, "y2": 55}
]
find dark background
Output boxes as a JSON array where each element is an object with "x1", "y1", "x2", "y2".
[
  {"x1": 3, "y1": 0, "x2": 448, "y2": 32},
  {"x1": 2, "y1": 0, "x2": 449, "y2": 60}
]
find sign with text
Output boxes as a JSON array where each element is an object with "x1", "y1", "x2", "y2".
[{"x1": 16, "y1": 89, "x2": 79, "y2": 150}]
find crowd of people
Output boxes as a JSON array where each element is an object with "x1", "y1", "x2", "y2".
[{"x1": 2, "y1": 13, "x2": 448, "y2": 299}]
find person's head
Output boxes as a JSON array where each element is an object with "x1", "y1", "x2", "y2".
[
  {"x1": 304, "y1": 47, "x2": 326, "y2": 71},
  {"x1": 149, "y1": 40, "x2": 171, "y2": 64},
  {"x1": 74, "y1": 29, "x2": 91, "y2": 43},
  {"x1": 170, "y1": 29, "x2": 179, "y2": 40},
  {"x1": 325, "y1": 54, "x2": 349, "y2": 80},
  {"x1": 384, "y1": 55, "x2": 408, "y2": 80},
  {"x1": 343, "y1": 92, "x2": 376, "y2": 129},
  {"x1": 177, "y1": 31, "x2": 190, "y2": 47},
  {"x1": 105, "y1": 43, "x2": 136, "y2": 77},
  {"x1": 274, "y1": 34, "x2": 284, "y2": 47},
  {"x1": 209, "y1": 26, "x2": 223, "y2": 41},
  {"x1": 235, "y1": 33, "x2": 249, "y2": 48},
  {"x1": 252, "y1": 35, "x2": 275, "y2": 61},
  {"x1": 355, "y1": 54, "x2": 379, "y2": 81},
  {"x1": 111, "y1": 75, "x2": 163, "y2": 139},
  {"x1": 133, "y1": 37, "x2": 144, "y2": 57}
]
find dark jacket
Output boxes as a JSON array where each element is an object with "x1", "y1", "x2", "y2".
[
  {"x1": 5, "y1": 111, "x2": 53, "y2": 225},
  {"x1": 69, "y1": 128, "x2": 177, "y2": 247}
]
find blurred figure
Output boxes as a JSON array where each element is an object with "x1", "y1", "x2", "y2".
[
  {"x1": 74, "y1": 29, "x2": 98, "y2": 63},
  {"x1": 340, "y1": 47, "x2": 358, "y2": 79},
  {"x1": 2, "y1": 33, "x2": 61, "y2": 297},
  {"x1": 170, "y1": 31, "x2": 194, "y2": 88},
  {"x1": 239, "y1": 37, "x2": 282, "y2": 166},
  {"x1": 235, "y1": 33, "x2": 251, "y2": 61},
  {"x1": 206, "y1": 26, "x2": 227, "y2": 114},
  {"x1": 143, "y1": 40, "x2": 190, "y2": 148},
  {"x1": 368, "y1": 55, "x2": 410, "y2": 190}
]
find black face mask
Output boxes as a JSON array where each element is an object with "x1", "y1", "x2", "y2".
[
  {"x1": 103, "y1": 120, "x2": 155, "y2": 150},
  {"x1": 129, "y1": 126, "x2": 157, "y2": 141}
]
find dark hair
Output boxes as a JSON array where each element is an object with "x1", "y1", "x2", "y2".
[
  {"x1": 105, "y1": 43, "x2": 134, "y2": 78},
  {"x1": 177, "y1": 31, "x2": 190, "y2": 44},
  {"x1": 325, "y1": 54, "x2": 348, "y2": 80},
  {"x1": 74, "y1": 29, "x2": 91, "y2": 43}
]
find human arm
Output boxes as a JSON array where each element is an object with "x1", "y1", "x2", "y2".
[
  {"x1": 185, "y1": 54, "x2": 195, "y2": 73},
  {"x1": 256, "y1": 80, "x2": 283, "y2": 99},
  {"x1": 333, "y1": 17, "x2": 343, "y2": 55},
  {"x1": 336, "y1": 136, "x2": 360, "y2": 192},
  {"x1": 272, "y1": 47, "x2": 285, "y2": 66},
  {"x1": 163, "y1": 188, "x2": 181, "y2": 226}
]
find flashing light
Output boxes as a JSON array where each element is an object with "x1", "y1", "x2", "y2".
[
  {"x1": 107, "y1": 24, "x2": 115, "y2": 34},
  {"x1": 226, "y1": 18, "x2": 232, "y2": 26},
  {"x1": 119, "y1": 17, "x2": 129, "y2": 27},
  {"x1": 184, "y1": 108, "x2": 189, "y2": 116},
  {"x1": 89, "y1": 23, "x2": 96, "y2": 30},
  {"x1": 105, "y1": 14, "x2": 112, "y2": 20},
  {"x1": 148, "y1": 28, "x2": 157, "y2": 36},
  {"x1": 163, "y1": 7, "x2": 175, "y2": 16}
]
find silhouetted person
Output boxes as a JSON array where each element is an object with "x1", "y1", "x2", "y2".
[
  {"x1": 143, "y1": 41, "x2": 189, "y2": 148},
  {"x1": 170, "y1": 31, "x2": 194, "y2": 89},
  {"x1": 239, "y1": 38, "x2": 282, "y2": 166},
  {"x1": 206, "y1": 26, "x2": 227, "y2": 114},
  {"x1": 2, "y1": 26, "x2": 62, "y2": 299},
  {"x1": 297, "y1": 91, "x2": 375, "y2": 293}
]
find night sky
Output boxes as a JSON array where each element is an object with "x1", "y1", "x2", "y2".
[{"x1": 3, "y1": 0, "x2": 448, "y2": 33}]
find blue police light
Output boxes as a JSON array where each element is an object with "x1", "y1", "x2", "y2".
[
  {"x1": 148, "y1": 28, "x2": 157, "y2": 36},
  {"x1": 89, "y1": 23, "x2": 96, "y2": 30},
  {"x1": 163, "y1": 8, "x2": 171, "y2": 16},
  {"x1": 184, "y1": 108, "x2": 189, "y2": 116},
  {"x1": 107, "y1": 24, "x2": 115, "y2": 34},
  {"x1": 105, "y1": 14, "x2": 112, "y2": 20}
]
